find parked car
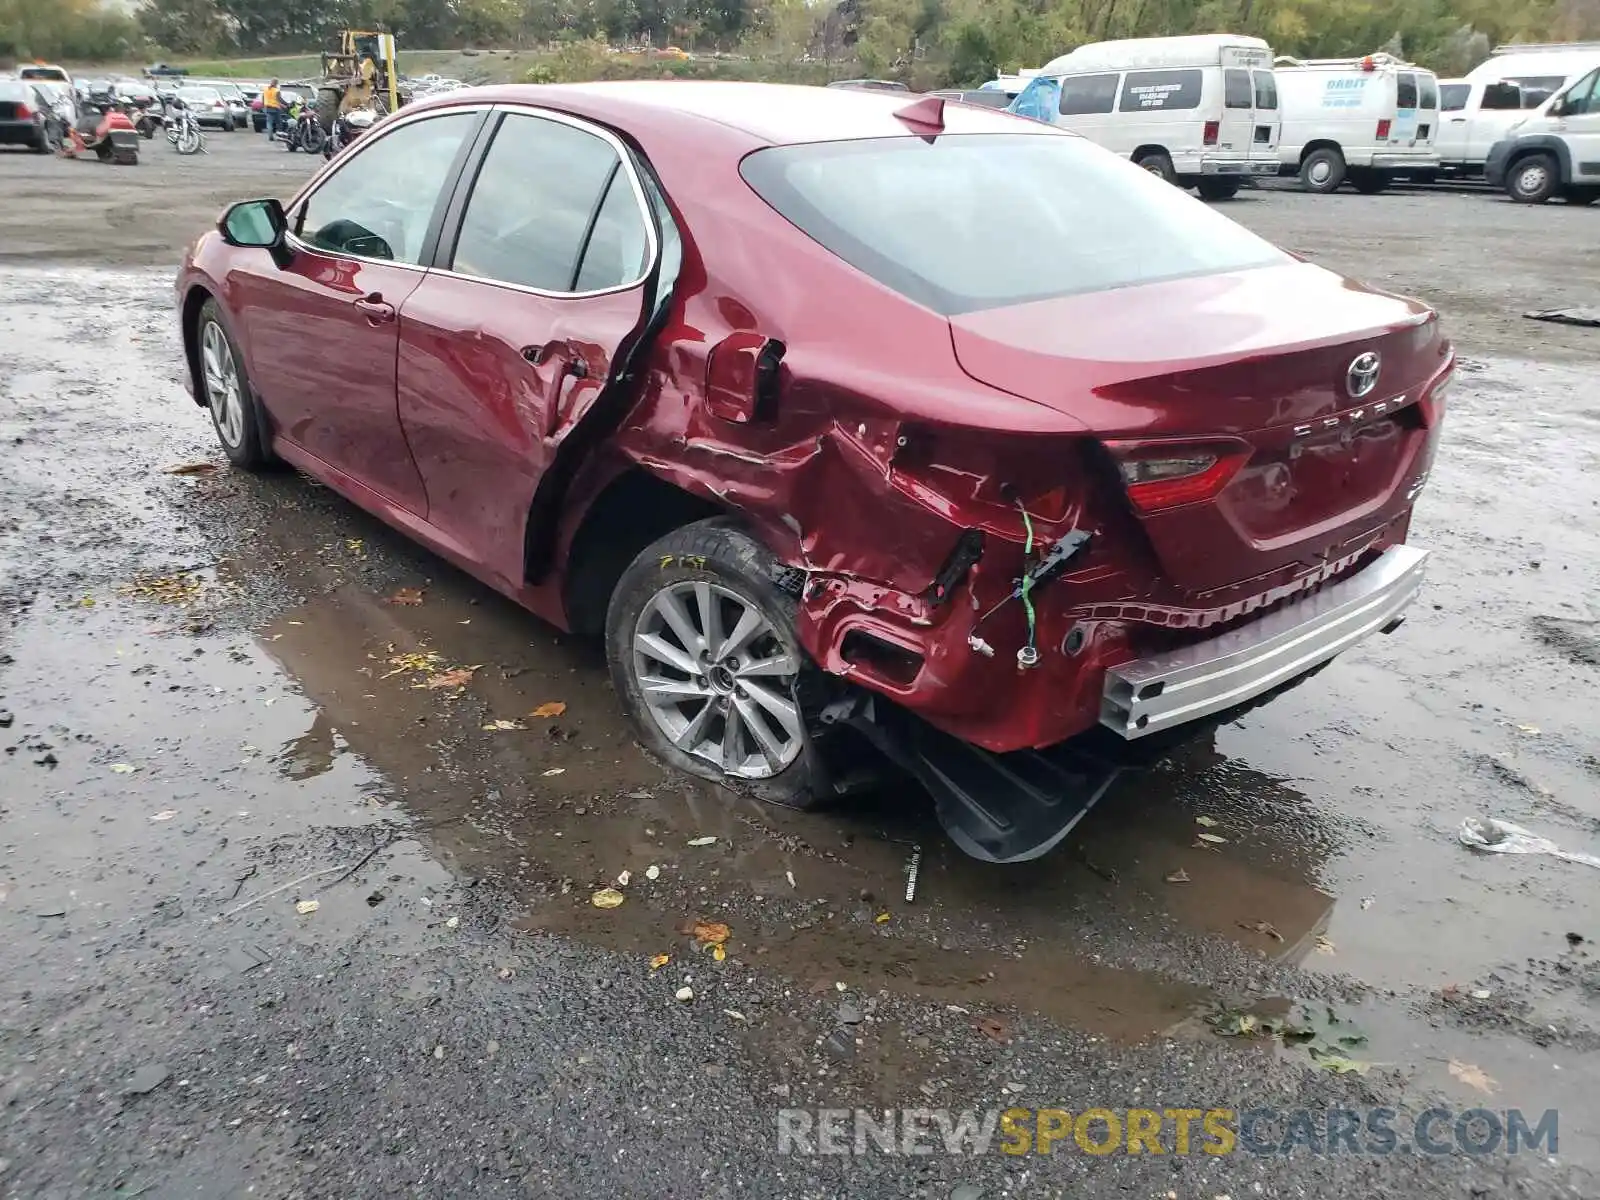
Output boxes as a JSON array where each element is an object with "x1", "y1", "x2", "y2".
[
  {"x1": 927, "y1": 89, "x2": 1013, "y2": 109},
  {"x1": 1011, "y1": 35, "x2": 1281, "y2": 200},
  {"x1": 1436, "y1": 43, "x2": 1600, "y2": 179},
  {"x1": 825, "y1": 79, "x2": 909, "y2": 92},
  {"x1": 174, "y1": 83, "x2": 1449, "y2": 864},
  {"x1": 1274, "y1": 52, "x2": 1441, "y2": 192},
  {"x1": 175, "y1": 85, "x2": 238, "y2": 130},
  {"x1": 145, "y1": 63, "x2": 190, "y2": 78},
  {"x1": 1485, "y1": 63, "x2": 1600, "y2": 203},
  {"x1": 0, "y1": 79, "x2": 67, "y2": 151},
  {"x1": 189, "y1": 79, "x2": 251, "y2": 127}
]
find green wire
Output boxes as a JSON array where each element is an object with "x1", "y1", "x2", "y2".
[{"x1": 1018, "y1": 505, "x2": 1036, "y2": 651}]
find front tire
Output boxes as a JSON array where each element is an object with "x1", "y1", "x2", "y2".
[
  {"x1": 1299, "y1": 147, "x2": 1346, "y2": 193},
  {"x1": 1197, "y1": 178, "x2": 1240, "y2": 201},
  {"x1": 195, "y1": 299, "x2": 272, "y2": 469},
  {"x1": 1507, "y1": 153, "x2": 1558, "y2": 204},
  {"x1": 1134, "y1": 150, "x2": 1177, "y2": 184},
  {"x1": 605, "y1": 519, "x2": 830, "y2": 809}
]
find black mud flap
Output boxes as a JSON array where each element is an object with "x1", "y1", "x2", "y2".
[{"x1": 821, "y1": 692, "x2": 1121, "y2": 864}]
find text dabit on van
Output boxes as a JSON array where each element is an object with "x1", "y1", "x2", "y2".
[
  {"x1": 1273, "y1": 53, "x2": 1440, "y2": 193},
  {"x1": 1437, "y1": 42, "x2": 1600, "y2": 181},
  {"x1": 1008, "y1": 35, "x2": 1281, "y2": 201}
]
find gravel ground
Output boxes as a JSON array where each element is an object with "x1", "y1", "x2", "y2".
[{"x1": 0, "y1": 133, "x2": 1597, "y2": 1199}]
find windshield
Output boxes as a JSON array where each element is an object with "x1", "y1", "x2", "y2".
[{"x1": 740, "y1": 133, "x2": 1289, "y2": 316}]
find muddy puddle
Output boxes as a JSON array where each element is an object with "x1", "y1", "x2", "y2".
[{"x1": 3, "y1": 267, "x2": 1598, "y2": 1166}]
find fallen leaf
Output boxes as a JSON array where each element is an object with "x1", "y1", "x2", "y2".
[
  {"x1": 681, "y1": 918, "x2": 730, "y2": 946},
  {"x1": 530, "y1": 701, "x2": 567, "y2": 719},
  {"x1": 1196, "y1": 832, "x2": 1228, "y2": 844},
  {"x1": 385, "y1": 587, "x2": 424, "y2": 606},
  {"x1": 723, "y1": 1009, "x2": 747, "y2": 1021},
  {"x1": 687, "y1": 836, "x2": 717, "y2": 847},
  {"x1": 295, "y1": 899, "x2": 319, "y2": 915},
  {"x1": 1449, "y1": 1060, "x2": 1497, "y2": 1095},
  {"x1": 79, "y1": 595, "x2": 95, "y2": 607},
  {"x1": 712, "y1": 944, "x2": 727, "y2": 961},
  {"x1": 482, "y1": 719, "x2": 526, "y2": 731},
  {"x1": 874, "y1": 911, "x2": 891, "y2": 924},
  {"x1": 163, "y1": 461, "x2": 219, "y2": 476},
  {"x1": 425, "y1": 666, "x2": 477, "y2": 689},
  {"x1": 111, "y1": 763, "x2": 138, "y2": 774},
  {"x1": 383, "y1": 650, "x2": 444, "y2": 678},
  {"x1": 590, "y1": 888, "x2": 625, "y2": 909},
  {"x1": 649, "y1": 954, "x2": 670, "y2": 970},
  {"x1": 1315, "y1": 934, "x2": 1337, "y2": 955},
  {"x1": 1195, "y1": 815, "x2": 1219, "y2": 827},
  {"x1": 1238, "y1": 920, "x2": 1284, "y2": 942},
  {"x1": 1165, "y1": 869, "x2": 1191, "y2": 883},
  {"x1": 149, "y1": 810, "x2": 177, "y2": 821},
  {"x1": 974, "y1": 1016, "x2": 1011, "y2": 1044},
  {"x1": 645, "y1": 864, "x2": 660, "y2": 881},
  {"x1": 542, "y1": 767, "x2": 566, "y2": 777},
  {"x1": 1313, "y1": 1053, "x2": 1370, "y2": 1076}
]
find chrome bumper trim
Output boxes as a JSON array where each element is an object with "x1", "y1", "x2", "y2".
[{"x1": 1100, "y1": 545, "x2": 1429, "y2": 739}]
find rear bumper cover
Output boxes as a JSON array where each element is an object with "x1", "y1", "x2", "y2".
[
  {"x1": 1370, "y1": 152, "x2": 1441, "y2": 171},
  {"x1": 1201, "y1": 158, "x2": 1280, "y2": 176},
  {"x1": 1100, "y1": 544, "x2": 1428, "y2": 739}
]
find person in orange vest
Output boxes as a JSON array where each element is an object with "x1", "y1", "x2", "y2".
[{"x1": 262, "y1": 79, "x2": 282, "y2": 138}]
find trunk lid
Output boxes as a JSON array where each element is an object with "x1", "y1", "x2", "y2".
[{"x1": 948, "y1": 261, "x2": 1449, "y2": 594}]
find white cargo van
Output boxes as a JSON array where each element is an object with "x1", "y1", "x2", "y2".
[
  {"x1": 1274, "y1": 53, "x2": 1440, "y2": 192},
  {"x1": 1485, "y1": 63, "x2": 1600, "y2": 204},
  {"x1": 1435, "y1": 43, "x2": 1600, "y2": 178},
  {"x1": 1012, "y1": 35, "x2": 1281, "y2": 200}
]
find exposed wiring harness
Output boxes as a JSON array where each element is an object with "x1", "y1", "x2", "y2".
[
  {"x1": 1016, "y1": 502, "x2": 1039, "y2": 668},
  {"x1": 967, "y1": 499, "x2": 1092, "y2": 668}
]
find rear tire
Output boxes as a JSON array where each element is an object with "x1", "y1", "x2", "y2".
[
  {"x1": 1349, "y1": 168, "x2": 1390, "y2": 194},
  {"x1": 1507, "y1": 153, "x2": 1558, "y2": 204},
  {"x1": 1564, "y1": 188, "x2": 1598, "y2": 206},
  {"x1": 1299, "y1": 147, "x2": 1346, "y2": 193},
  {"x1": 1197, "y1": 178, "x2": 1240, "y2": 201},
  {"x1": 1134, "y1": 150, "x2": 1177, "y2": 184},
  {"x1": 605, "y1": 519, "x2": 832, "y2": 810}
]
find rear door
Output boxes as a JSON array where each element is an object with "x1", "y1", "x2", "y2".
[
  {"x1": 1251, "y1": 68, "x2": 1280, "y2": 163},
  {"x1": 395, "y1": 107, "x2": 662, "y2": 587},
  {"x1": 1220, "y1": 67, "x2": 1257, "y2": 157},
  {"x1": 1416, "y1": 72, "x2": 1439, "y2": 148},
  {"x1": 1392, "y1": 71, "x2": 1419, "y2": 146}
]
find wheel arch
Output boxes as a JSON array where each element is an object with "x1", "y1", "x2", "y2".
[
  {"x1": 1505, "y1": 136, "x2": 1573, "y2": 184},
  {"x1": 1299, "y1": 139, "x2": 1343, "y2": 165},
  {"x1": 1131, "y1": 144, "x2": 1172, "y2": 163},
  {"x1": 179, "y1": 283, "x2": 213, "y2": 408}
]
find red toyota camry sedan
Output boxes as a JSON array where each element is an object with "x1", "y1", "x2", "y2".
[{"x1": 175, "y1": 82, "x2": 1452, "y2": 863}]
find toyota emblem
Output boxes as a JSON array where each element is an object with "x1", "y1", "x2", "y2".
[{"x1": 1346, "y1": 351, "x2": 1381, "y2": 399}]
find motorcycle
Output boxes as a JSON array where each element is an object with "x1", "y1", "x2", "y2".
[
  {"x1": 166, "y1": 98, "x2": 204, "y2": 155},
  {"x1": 279, "y1": 100, "x2": 326, "y2": 154},
  {"x1": 323, "y1": 106, "x2": 377, "y2": 159},
  {"x1": 64, "y1": 93, "x2": 140, "y2": 165},
  {"x1": 130, "y1": 96, "x2": 164, "y2": 139}
]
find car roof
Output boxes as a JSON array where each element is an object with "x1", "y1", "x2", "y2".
[{"x1": 408, "y1": 81, "x2": 1040, "y2": 147}]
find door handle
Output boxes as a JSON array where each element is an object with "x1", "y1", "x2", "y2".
[
  {"x1": 354, "y1": 293, "x2": 395, "y2": 323},
  {"x1": 1448, "y1": 117, "x2": 1466, "y2": 123}
]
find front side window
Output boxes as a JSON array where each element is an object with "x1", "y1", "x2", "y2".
[
  {"x1": 741, "y1": 133, "x2": 1288, "y2": 317},
  {"x1": 1224, "y1": 69, "x2": 1252, "y2": 109},
  {"x1": 451, "y1": 113, "x2": 645, "y2": 293},
  {"x1": 298, "y1": 111, "x2": 475, "y2": 264},
  {"x1": 1560, "y1": 69, "x2": 1600, "y2": 116},
  {"x1": 1253, "y1": 70, "x2": 1278, "y2": 109},
  {"x1": 1439, "y1": 83, "x2": 1469, "y2": 111},
  {"x1": 1396, "y1": 73, "x2": 1418, "y2": 109},
  {"x1": 1057, "y1": 73, "x2": 1119, "y2": 116},
  {"x1": 1119, "y1": 69, "x2": 1203, "y2": 112}
]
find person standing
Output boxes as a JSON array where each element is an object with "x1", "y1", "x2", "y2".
[{"x1": 262, "y1": 78, "x2": 282, "y2": 138}]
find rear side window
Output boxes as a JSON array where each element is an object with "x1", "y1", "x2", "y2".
[
  {"x1": 1057, "y1": 73, "x2": 1118, "y2": 115},
  {"x1": 1396, "y1": 73, "x2": 1418, "y2": 109},
  {"x1": 1419, "y1": 75, "x2": 1438, "y2": 109},
  {"x1": 740, "y1": 133, "x2": 1288, "y2": 317},
  {"x1": 1480, "y1": 82, "x2": 1523, "y2": 110},
  {"x1": 1119, "y1": 69, "x2": 1203, "y2": 112},
  {"x1": 452, "y1": 113, "x2": 647, "y2": 293},
  {"x1": 1253, "y1": 70, "x2": 1278, "y2": 109},
  {"x1": 1439, "y1": 83, "x2": 1469, "y2": 111},
  {"x1": 1224, "y1": 69, "x2": 1252, "y2": 109}
]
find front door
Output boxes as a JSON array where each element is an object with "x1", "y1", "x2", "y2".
[
  {"x1": 233, "y1": 108, "x2": 481, "y2": 513},
  {"x1": 396, "y1": 109, "x2": 657, "y2": 587},
  {"x1": 1555, "y1": 69, "x2": 1600, "y2": 182}
]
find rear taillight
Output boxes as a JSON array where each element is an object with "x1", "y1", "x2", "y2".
[
  {"x1": 1376, "y1": 118, "x2": 1392, "y2": 140},
  {"x1": 16, "y1": 102, "x2": 33, "y2": 119},
  {"x1": 1203, "y1": 120, "x2": 1220, "y2": 146},
  {"x1": 1104, "y1": 439, "x2": 1252, "y2": 513}
]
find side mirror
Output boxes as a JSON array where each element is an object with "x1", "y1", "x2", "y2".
[{"x1": 218, "y1": 198, "x2": 291, "y2": 267}]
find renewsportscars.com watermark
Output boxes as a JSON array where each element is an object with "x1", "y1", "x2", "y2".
[{"x1": 777, "y1": 1107, "x2": 1560, "y2": 1157}]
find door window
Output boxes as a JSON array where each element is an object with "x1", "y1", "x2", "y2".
[
  {"x1": 296, "y1": 112, "x2": 476, "y2": 264},
  {"x1": 1559, "y1": 69, "x2": 1600, "y2": 116},
  {"x1": 1419, "y1": 75, "x2": 1438, "y2": 110},
  {"x1": 1439, "y1": 83, "x2": 1469, "y2": 111},
  {"x1": 1224, "y1": 69, "x2": 1252, "y2": 109},
  {"x1": 1057, "y1": 73, "x2": 1118, "y2": 116},
  {"x1": 1118, "y1": 69, "x2": 1203, "y2": 112},
  {"x1": 1396, "y1": 73, "x2": 1418, "y2": 110},
  {"x1": 1252, "y1": 70, "x2": 1278, "y2": 110},
  {"x1": 451, "y1": 112, "x2": 648, "y2": 293}
]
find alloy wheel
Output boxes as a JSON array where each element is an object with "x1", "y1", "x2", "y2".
[
  {"x1": 631, "y1": 580, "x2": 804, "y2": 779},
  {"x1": 200, "y1": 321, "x2": 245, "y2": 449}
]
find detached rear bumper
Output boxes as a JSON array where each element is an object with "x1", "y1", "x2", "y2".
[{"x1": 1101, "y1": 544, "x2": 1428, "y2": 739}]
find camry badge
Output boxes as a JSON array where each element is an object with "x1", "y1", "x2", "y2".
[{"x1": 1346, "y1": 351, "x2": 1381, "y2": 399}]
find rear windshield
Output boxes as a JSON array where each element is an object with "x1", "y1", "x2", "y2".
[
  {"x1": 20, "y1": 67, "x2": 68, "y2": 83},
  {"x1": 0, "y1": 80, "x2": 29, "y2": 100},
  {"x1": 1419, "y1": 75, "x2": 1438, "y2": 108},
  {"x1": 1253, "y1": 69, "x2": 1278, "y2": 109},
  {"x1": 740, "y1": 133, "x2": 1288, "y2": 316},
  {"x1": 1396, "y1": 73, "x2": 1418, "y2": 109},
  {"x1": 1440, "y1": 82, "x2": 1469, "y2": 111},
  {"x1": 1224, "y1": 69, "x2": 1252, "y2": 109}
]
